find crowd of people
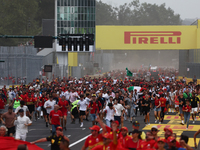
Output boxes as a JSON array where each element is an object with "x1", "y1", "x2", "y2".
[{"x1": 0, "y1": 69, "x2": 200, "y2": 150}]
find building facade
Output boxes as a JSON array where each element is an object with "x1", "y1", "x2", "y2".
[{"x1": 57, "y1": 0, "x2": 95, "y2": 35}]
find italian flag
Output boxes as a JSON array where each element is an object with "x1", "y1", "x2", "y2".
[{"x1": 128, "y1": 86, "x2": 141, "y2": 92}]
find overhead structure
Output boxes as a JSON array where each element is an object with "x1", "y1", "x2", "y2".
[{"x1": 96, "y1": 20, "x2": 200, "y2": 50}]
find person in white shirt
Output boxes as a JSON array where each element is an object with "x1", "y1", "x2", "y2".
[
  {"x1": 77, "y1": 95, "x2": 88, "y2": 127},
  {"x1": 102, "y1": 91, "x2": 109, "y2": 101},
  {"x1": 69, "y1": 88, "x2": 79, "y2": 104},
  {"x1": 44, "y1": 95, "x2": 56, "y2": 127},
  {"x1": 15, "y1": 101, "x2": 30, "y2": 116},
  {"x1": 8, "y1": 88, "x2": 13, "y2": 104},
  {"x1": 84, "y1": 93, "x2": 91, "y2": 121},
  {"x1": 105, "y1": 96, "x2": 114, "y2": 108},
  {"x1": 64, "y1": 87, "x2": 70, "y2": 101},
  {"x1": 14, "y1": 109, "x2": 32, "y2": 141},
  {"x1": 113, "y1": 100, "x2": 125, "y2": 126},
  {"x1": 103, "y1": 103, "x2": 115, "y2": 127}
]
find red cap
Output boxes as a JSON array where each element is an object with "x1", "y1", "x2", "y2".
[
  {"x1": 103, "y1": 133, "x2": 112, "y2": 139},
  {"x1": 167, "y1": 136, "x2": 176, "y2": 143},
  {"x1": 56, "y1": 126, "x2": 63, "y2": 131},
  {"x1": 89, "y1": 125, "x2": 100, "y2": 132},
  {"x1": 164, "y1": 127, "x2": 173, "y2": 134},
  {"x1": 120, "y1": 127, "x2": 128, "y2": 131},
  {"x1": 157, "y1": 138, "x2": 165, "y2": 143},
  {"x1": 111, "y1": 120, "x2": 119, "y2": 126}
]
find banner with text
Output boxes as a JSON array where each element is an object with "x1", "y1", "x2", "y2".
[{"x1": 96, "y1": 25, "x2": 199, "y2": 50}]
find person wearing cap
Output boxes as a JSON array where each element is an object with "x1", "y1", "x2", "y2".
[
  {"x1": 167, "y1": 136, "x2": 178, "y2": 150},
  {"x1": 88, "y1": 94, "x2": 102, "y2": 126},
  {"x1": 58, "y1": 95, "x2": 69, "y2": 130},
  {"x1": 81, "y1": 115, "x2": 107, "y2": 150},
  {"x1": 44, "y1": 94, "x2": 56, "y2": 127},
  {"x1": 125, "y1": 129, "x2": 142, "y2": 149},
  {"x1": 91, "y1": 122, "x2": 118, "y2": 150},
  {"x1": 103, "y1": 103, "x2": 115, "y2": 127},
  {"x1": 151, "y1": 126, "x2": 159, "y2": 141},
  {"x1": 154, "y1": 127, "x2": 180, "y2": 149},
  {"x1": 138, "y1": 131, "x2": 156, "y2": 149},
  {"x1": 81, "y1": 125, "x2": 103, "y2": 150},
  {"x1": 131, "y1": 121, "x2": 146, "y2": 140},
  {"x1": 1, "y1": 106, "x2": 16, "y2": 136},
  {"x1": 118, "y1": 127, "x2": 131, "y2": 148},
  {"x1": 31, "y1": 126, "x2": 69, "y2": 150},
  {"x1": 157, "y1": 138, "x2": 165, "y2": 150},
  {"x1": 14, "y1": 109, "x2": 32, "y2": 141}
]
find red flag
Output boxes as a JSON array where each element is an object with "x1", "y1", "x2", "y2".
[{"x1": 0, "y1": 137, "x2": 43, "y2": 150}]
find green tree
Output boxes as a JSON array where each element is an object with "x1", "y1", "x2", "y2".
[
  {"x1": 96, "y1": 0, "x2": 118, "y2": 25},
  {"x1": 0, "y1": 0, "x2": 40, "y2": 46},
  {"x1": 116, "y1": 0, "x2": 182, "y2": 25},
  {"x1": 35, "y1": 0, "x2": 55, "y2": 26}
]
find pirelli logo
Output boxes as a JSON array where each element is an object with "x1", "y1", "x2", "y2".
[{"x1": 124, "y1": 31, "x2": 182, "y2": 44}]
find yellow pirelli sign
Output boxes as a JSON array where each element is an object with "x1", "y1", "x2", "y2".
[{"x1": 96, "y1": 23, "x2": 200, "y2": 50}]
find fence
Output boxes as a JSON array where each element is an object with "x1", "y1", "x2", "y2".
[{"x1": 0, "y1": 46, "x2": 43, "y2": 85}]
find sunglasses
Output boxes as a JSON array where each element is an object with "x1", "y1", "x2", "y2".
[
  {"x1": 133, "y1": 124, "x2": 140, "y2": 127},
  {"x1": 91, "y1": 130, "x2": 96, "y2": 132},
  {"x1": 151, "y1": 129, "x2": 158, "y2": 132},
  {"x1": 56, "y1": 128, "x2": 63, "y2": 132}
]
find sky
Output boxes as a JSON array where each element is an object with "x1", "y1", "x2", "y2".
[{"x1": 100, "y1": 0, "x2": 200, "y2": 19}]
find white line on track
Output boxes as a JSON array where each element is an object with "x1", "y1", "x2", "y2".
[
  {"x1": 69, "y1": 128, "x2": 102, "y2": 148},
  {"x1": 29, "y1": 128, "x2": 84, "y2": 131}
]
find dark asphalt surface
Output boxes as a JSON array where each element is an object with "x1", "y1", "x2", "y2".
[{"x1": 24, "y1": 110, "x2": 197, "y2": 150}]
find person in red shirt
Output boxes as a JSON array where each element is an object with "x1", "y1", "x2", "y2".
[
  {"x1": 92, "y1": 123, "x2": 118, "y2": 150},
  {"x1": 58, "y1": 95, "x2": 69, "y2": 131},
  {"x1": 40, "y1": 91, "x2": 48, "y2": 121},
  {"x1": 26, "y1": 92, "x2": 36, "y2": 121},
  {"x1": 157, "y1": 138, "x2": 165, "y2": 150},
  {"x1": 20, "y1": 90, "x2": 27, "y2": 102},
  {"x1": 35, "y1": 94, "x2": 42, "y2": 121},
  {"x1": 88, "y1": 94, "x2": 102, "y2": 125},
  {"x1": 159, "y1": 94, "x2": 166, "y2": 122},
  {"x1": 0, "y1": 94, "x2": 5, "y2": 119},
  {"x1": 118, "y1": 127, "x2": 131, "y2": 148},
  {"x1": 49, "y1": 105, "x2": 62, "y2": 136},
  {"x1": 105, "y1": 120, "x2": 122, "y2": 140},
  {"x1": 124, "y1": 129, "x2": 142, "y2": 149},
  {"x1": 153, "y1": 94, "x2": 161, "y2": 124},
  {"x1": 182, "y1": 99, "x2": 191, "y2": 130},
  {"x1": 81, "y1": 125, "x2": 103, "y2": 150},
  {"x1": 154, "y1": 127, "x2": 181, "y2": 149},
  {"x1": 138, "y1": 131, "x2": 155, "y2": 149}
]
